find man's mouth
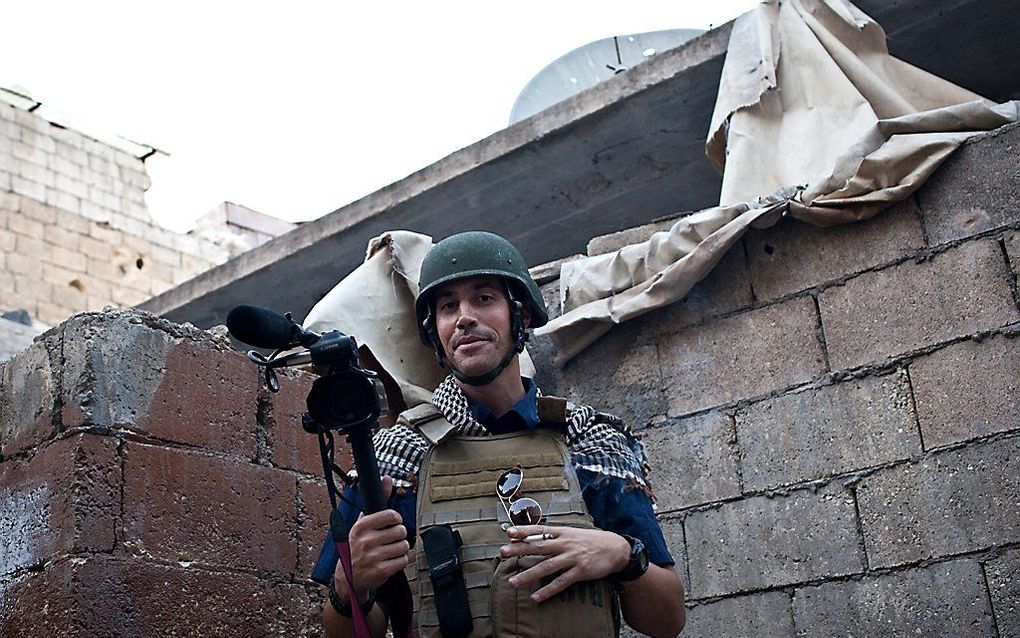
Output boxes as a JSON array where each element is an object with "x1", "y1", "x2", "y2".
[{"x1": 454, "y1": 334, "x2": 489, "y2": 350}]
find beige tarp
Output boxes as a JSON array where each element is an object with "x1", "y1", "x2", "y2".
[
  {"x1": 535, "y1": 0, "x2": 1019, "y2": 366},
  {"x1": 303, "y1": 230, "x2": 537, "y2": 407}
]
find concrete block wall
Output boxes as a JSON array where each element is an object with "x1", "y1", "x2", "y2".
[
  {"x1": 530, "y1": 122, "x2": 1020, "y2": 637},
  {"x1": 0, "y1": 94, "x2": 230, "y2": 327},
  {"x1": 0, "y1": 310, "x2": 338, "y2": 636}
]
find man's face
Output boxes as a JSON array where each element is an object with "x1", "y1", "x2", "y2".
[{"x1": 433, "y1": 276, "x2": 522, "y2": 377}]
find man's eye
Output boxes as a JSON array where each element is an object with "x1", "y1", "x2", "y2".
[
  {"x1": 439, "y1": 301, "x2": 456, "y2": 312},
  {"x1": 479, "y1": 294, "x2": 494, "y2": 302}
]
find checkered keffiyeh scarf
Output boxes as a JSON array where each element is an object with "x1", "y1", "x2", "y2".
[{"x1": 374, "y1": 376, "x2": 650, "y2": 491}]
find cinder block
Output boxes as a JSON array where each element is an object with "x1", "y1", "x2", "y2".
[
  {"x1": 537, "y1": 335, "x2": 667, "y2": 430},
  {"x1": 42, "y1": 263, "x2": 79, "y2": 289},
  {"x1": 747, "y1": 199, "x2": 926, "y2": 302},
  {"x1": 587, "y1": 217, "x2": 680, "y2": 256},
  {"x1": 1006, "y1": 230, "x2": 1020, "y2": 280},
  {"x1": 34, "y1": 301, "x2": 67, "y2": 326},
  {"x1": 0, "y1": 340, "x2": 56, "y2": 456},
  {"x1": 45, "y1": 188, "x2": 81, "y2": 214},
  {"x1": 297, "y1": 477, "x2": 331, "y2": 578},
  {"x1": 0, "y1": 434, "x2": 120, "y2": 576},
  {"x1": 110, "y1": 286, "x2": 148, "y2": 308},
  {"x1": 857, "y1": 435, "x2": 1020, "y2": 568},
  {"x1": 17, "y1": 160, "x2": 55, "y2": 187},
  {"x1": 19, "y1": 127, "x2": 56, "y2": 154},
  {"x1": 266, "y1": 369, "x2": 329, "y2": 475},
  {"x1": 920, "y1": 123, "x2": 1020, "y2": 246},
  {"x1": 735, "y1": 372, "x2": 920, "y2": 491},
  {"x1": 49, "y1": 283, "x2": 88, "y2": 312},
  {"x1": 48, "y1": 153, "x2": 82, "y2": 180},
  {"x1": 6, "y1": 253, "x2": 43, "y2": 278},
  {"x1": 59, "y1": 313, "x2": 259, "y2": 457},
  {"x1": 17, "y1": 196, "x2": 56, "y2": 224},
  {"x1": 685, "y1": 485, "x2": 863, "y2": 598},
  {"x1": 910, "y1": 333, "x2": 1020, "y2": 448},
  {"x1": 87, "y1": 219, "x2": 123, "y2": 246},
  {"x1": 11, "y1": 141, "x2": 46, "y2": 166},
  {"x1": 46, "y1": 225, "x2": 80, "y2": 251},
  {"x1": 122, "y1": 441, "x2": 298, "y2": 572},
  {"x1": 54, "y1": 174, "x2": 88, "y2": 199},
  {"x1": 682, "y1": 591, "x2": 793, "y2": 638},
  {"x1": 792, "y1": 559, "x2": 994, "y2": 637},
  {"x1": 634, "y1": 245, "x2": 756, "y2": 343},
  {"x1": 11, "y1": 176, "x2": 46, "y2": 200},
  {"x1": 77, "y1": 235, "x2": 110, "y2": 260},
  {"x1": 819, "y1": 240, "x2": 1019, "y2": 370},
  {"x1": 8, "y1": 213, "x2": 45, "y2": 240},
  {"x1": 54, "y1": 139, "x2": 86, "y2": 162},
  {"x1": 142, "y1": 338, "x2": 259, "y2": 455},
  {"x1": 657, "y1": 516, "x2": 690, "y2": 591},
  {"x1": 986, "y1": 548, "x2": 1020, "y2": 638},
  {"x1": 641, "y1": 412, "x2": 741, "y2": 512},
  {"x1": 49, "y1": 246, "x2": 88, "y2": 273},
  {"x1": 0, "y1": 555, "x2": 313, "y2": 637},
  {"x1": 0, "y1": 190, "x2": 17, "y2": 212},
  {"x1": 659, "y1": 297, "x2": 826, "y2": 416}
]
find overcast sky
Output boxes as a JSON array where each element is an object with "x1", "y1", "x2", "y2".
[{"x1": 2, "y1": 1, "x2": 758, "y2": 232}]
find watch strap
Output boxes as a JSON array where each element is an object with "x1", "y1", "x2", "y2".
[
  {"x1": 328, "y1": 578, "x2": 375, "y2": 618},
  {"x1": 611, "y1": 534, "x2": 649, "y2": 582}
]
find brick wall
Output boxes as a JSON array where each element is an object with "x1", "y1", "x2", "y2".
[
  {"x1": 0, "y1": 92, "x2": 230, "y2": 327},
  {"x1": 0, "y1": 310, "x2": 339, "y2": 636},
  {"x1": 531, "y1": 122, "x2": 1020, "y2": 636}
]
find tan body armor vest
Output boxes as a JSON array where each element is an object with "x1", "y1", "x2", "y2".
[{"x1": 400, "y1": 402, "x2": 618, "y2": 638}]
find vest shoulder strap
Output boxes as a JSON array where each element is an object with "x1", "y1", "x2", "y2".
[{"x1": 397, "y1": 403, "x2": 458, "y2": 446}]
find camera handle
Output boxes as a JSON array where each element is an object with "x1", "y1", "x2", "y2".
[{"x1": 344, "y1": 423, "x2": 386, "y2": 512}]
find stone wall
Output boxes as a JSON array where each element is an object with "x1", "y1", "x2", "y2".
[
  {"x1": 0, "y1": 90, "x2": 229, "y2": 327},
  {"x1": 0, "y1": 310, "x2": 336, "y2": 637},
  {"x1": 530, "y1": 123, "x2": 1020, "y2": 636}
]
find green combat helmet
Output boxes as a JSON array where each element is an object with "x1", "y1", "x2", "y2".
[{"x1": 416, "y1": 231, "x2": 548, "y2": 386}]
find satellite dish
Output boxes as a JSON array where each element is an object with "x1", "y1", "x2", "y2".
[{"x1": 510, "y1": 28, "x2": 706, "y2": 125}]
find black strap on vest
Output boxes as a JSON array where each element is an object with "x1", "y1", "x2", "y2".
[{"x1": 419, "y1": 525, "x2": 473, "y2": 637}]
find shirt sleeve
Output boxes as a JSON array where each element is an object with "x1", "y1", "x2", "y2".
[
  {"x1": 309, "y1": 485, "x2": 418, "y2": 585},
  {"x1": 576, "y1": 469, "x2": 675, "y2": 567}
]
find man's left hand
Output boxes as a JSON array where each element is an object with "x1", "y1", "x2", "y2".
[{"x1": 499, "y1": 525, "x2": 631, "y2": 603}]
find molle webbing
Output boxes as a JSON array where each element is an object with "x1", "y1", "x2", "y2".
[{"x1": 410, "y1": 428, "x2": 618, "y2": 637}]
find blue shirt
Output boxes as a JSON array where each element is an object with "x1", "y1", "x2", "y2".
[{"x1": 311, "y1": 382, "x2": 674, "y2": 584}]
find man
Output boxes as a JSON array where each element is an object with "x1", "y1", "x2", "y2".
[{"x1": 314, "y1": 231, "x2": 685, "y2": 637}]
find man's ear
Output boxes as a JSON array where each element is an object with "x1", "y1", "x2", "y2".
[{"x1": 520, "y1": 304, "x2": 532, "y2": 329}]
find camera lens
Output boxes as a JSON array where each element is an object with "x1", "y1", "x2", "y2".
[{"x1": 307, "y1": 371, "x2": 379, "y2": 428}]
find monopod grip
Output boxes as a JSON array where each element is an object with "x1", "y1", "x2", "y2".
[{"x1": 346, "y1": 425, "x2": 387, "y2": 513}]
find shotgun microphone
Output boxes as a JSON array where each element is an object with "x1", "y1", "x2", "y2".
[{"x1": 226, "y1": 304, "x2": 304, "y2": 349}]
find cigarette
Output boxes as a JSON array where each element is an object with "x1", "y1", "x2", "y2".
[{"x1": 522, "y1": 533, "x2": 555, "y2": 542}]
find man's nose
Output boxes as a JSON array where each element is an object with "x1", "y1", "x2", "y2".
[{"x1": 456, "y1": 307, "x2": 478, "y2": 330}]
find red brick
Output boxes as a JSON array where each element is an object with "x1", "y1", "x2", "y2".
[
  {"x1": 121, "y1": 442, "x2": 298, "y2": 573},
  {"x1": 267, "y1": 369, "x2": 329, "y2": 474},
  {"x1": 0, "y1": 434, "x2": 119, "y2": 575},
  {"x1": 298, "y1": 477, "x2": 332, "y2": 578},
  {"x1": 0, "y1": 555, "x2": 314, "y2": 637},
  {"x1": 0, "y1": 339, "x2": 57, "y2": 457},
  {"x1": 138, "y1": 340, "x2": 258, "y2": 457}
]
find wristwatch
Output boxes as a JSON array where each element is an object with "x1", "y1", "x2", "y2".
[
  {"x1": 611, "y1": 535, "x2": 649, "y2": 582},
  {"x1": 328, "y1": 579, "x2": 376, "y2": 618}
]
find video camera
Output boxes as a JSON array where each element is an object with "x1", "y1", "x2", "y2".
[{"x1": 225, "y1": 304, "x2": 389, "y2": 433}]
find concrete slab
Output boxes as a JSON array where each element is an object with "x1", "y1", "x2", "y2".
[{"x1": 141, "y1": 0, "x2": 1020, "y2": 329}]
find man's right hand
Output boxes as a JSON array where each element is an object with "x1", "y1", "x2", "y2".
[{"x1": 333, "y1": 476, "x2": 411, "y2": 601}]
